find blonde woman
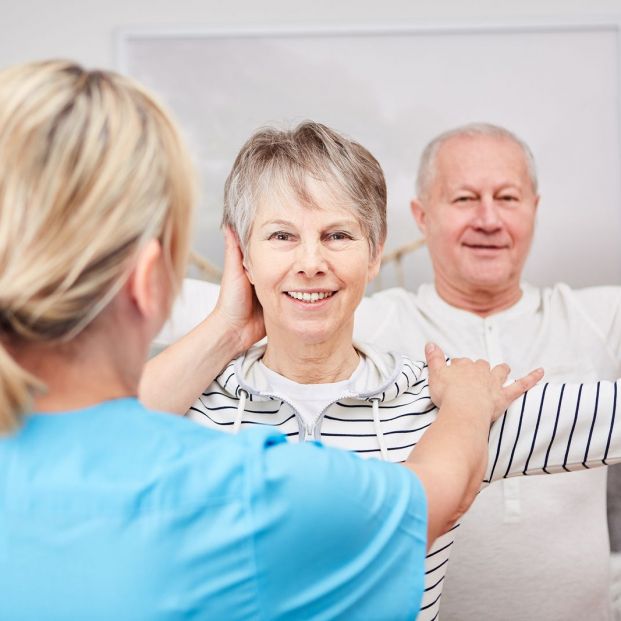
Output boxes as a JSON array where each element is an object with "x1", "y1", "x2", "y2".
[{"x1": 0, "y1": 61, "x2": 535, "y2": 621}]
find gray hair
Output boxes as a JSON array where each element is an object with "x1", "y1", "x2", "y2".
[
  {"x1": 416, "y1": 122, "x2": 538, "y2": 199},
  {"x1": 223, "y1": 121, "x2": 387, "y2": 258}
]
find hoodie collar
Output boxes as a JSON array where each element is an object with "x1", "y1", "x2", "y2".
[{"x1": 215, "y1": 341, "x2": 426, "y2": 404}]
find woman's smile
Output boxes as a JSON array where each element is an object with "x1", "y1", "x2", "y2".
[
  {"x1": 285, "y1": 290, "x2": 336, "y2": 304},
  {"x1": 243, "y1": 179, "x2": 382, "y2": 346}
]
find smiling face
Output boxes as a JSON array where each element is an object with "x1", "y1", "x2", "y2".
[
  {"x1": 244, "y1": 178, "x2": 382, "y2": 347},
  {"x1": 412, "y1": 134, "x2": 539, "y2": 302}
]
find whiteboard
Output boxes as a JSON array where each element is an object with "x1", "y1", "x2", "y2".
[{"x1": 119, "y1": 22, "x2": 621, "y2": 289}]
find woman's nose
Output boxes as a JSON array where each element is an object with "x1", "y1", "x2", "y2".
[{"x1": 294, "y1": 240, "x2": 327, "y2": 276}]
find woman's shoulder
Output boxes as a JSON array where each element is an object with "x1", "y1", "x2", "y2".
[{"x1": 352, "y1": 342, "x2": 429, "y2": 402}]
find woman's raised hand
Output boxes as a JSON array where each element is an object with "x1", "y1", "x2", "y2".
[{"x1": 214, "y1": 227, "x2": 266, "y2": 355}]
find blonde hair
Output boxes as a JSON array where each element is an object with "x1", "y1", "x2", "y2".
[
  {"x1": 0, "y1": 60, "x2": 196, "y2": 432},
  {"x1": 223, "y1": 121, "x2": 387, "y2": 258}
]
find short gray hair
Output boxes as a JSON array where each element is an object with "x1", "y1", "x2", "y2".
[
  {"x1": 223, "y1": 121, "x2": 387, "y2": 258},
  {"x1": 416, "y1": 122, "x2": 538, "y2": 199}
]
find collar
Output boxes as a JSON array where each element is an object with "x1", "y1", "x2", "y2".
[
  {"x1": 416, "y1": 282, "x2": 541, "y2": 325},
  {"x1": 215, "y1": 341, "x2": 426, "y2": 404}
]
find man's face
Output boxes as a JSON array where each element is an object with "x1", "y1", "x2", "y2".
[{"x1": 412, "y1": 134, "x2": 539, "y2": 295}]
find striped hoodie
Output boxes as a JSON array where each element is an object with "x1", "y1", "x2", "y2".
[{"x1": 188, "y1": 342, "x2": 621, "y2": 621}]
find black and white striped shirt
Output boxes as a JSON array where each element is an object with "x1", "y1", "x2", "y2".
[{"x1": 188, "y1": 342, "x2": 620, "y2": 621}]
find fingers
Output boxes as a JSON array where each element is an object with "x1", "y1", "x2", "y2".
[
  {"x1": 222, "y1": 226, "x2": 245, "y2": 277},
  {"x1": 223, "y1": 225, "x2": 238, "y2": 254},
  {"x1": 425, "y1": 342, "x2": 447, "y2": 375},
  {"x1": 491, "y1": 362, "x2": 511, "y2": 385},
  {"x1": 217, "y1": 226, "x2": 254, "y2": 321},
  {"x1": 451, "y1": 357, "x2": 488, "y2": 368},
  {"x1": 502, "y1": 367, "x2": 544, "y2": 403}
]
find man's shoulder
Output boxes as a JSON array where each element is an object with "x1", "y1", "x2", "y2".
[
  {"x1": 564, "y1": 282, "x2": 621, "y2": 303},
  {"x1": 354, "y1": 285, "x2": 437, "y2": 354},
  {"x1": 364, "y1": 285, "x2": 424, "y2": 305},
  {"x1": 534, "y1": 282, "x2": 621, "y2": 311},
  {"x1": 534, "y1": 281, "x2": 620, "y2": 296},
  {"x1": 356, "y1": 285, "x2": 428, "y2": 323}
]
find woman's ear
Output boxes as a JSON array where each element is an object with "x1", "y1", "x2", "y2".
[
  {"x1": 126, "y1": 239, "x2": 169, "y2": 323},
  {"x1": 224, "y1": 226, "x2": 254, "y2": 284},
  {"x1": 367, "y1": 242, "x2": 384, "y2": 282},
  {"x1": 242, "y1": 251, "x2": 253, "y2": 284}
]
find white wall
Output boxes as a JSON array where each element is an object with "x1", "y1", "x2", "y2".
[
  {"x1": 5, "y1": 0, "x2": 621, "y2": 71},
  {"x1": 4, "y1": 0, "x2": 621, "y2": 289},
  {"x1": 121, "y1": 24, "x2": 621, "y2": 290}
]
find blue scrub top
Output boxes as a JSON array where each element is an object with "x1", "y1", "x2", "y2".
[{"x1": 0, "y1": 398, "x2": 427, "y2": 620}]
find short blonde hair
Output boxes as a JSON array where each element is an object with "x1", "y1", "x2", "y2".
[
  {"x1": 0, "y1": 60, "x2": 196, "y2": 432},
  {"x1": 223, "y1": 121, "x2": 387, "y2": 258}
]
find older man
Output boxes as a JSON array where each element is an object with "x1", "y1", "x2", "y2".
[{"x1": 354, "y1": 123, "x2": 621, "y2": 620}]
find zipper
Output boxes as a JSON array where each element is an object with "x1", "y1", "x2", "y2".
[{"x1": 242, "y1": 390, "x2": 356, "y2": 443}]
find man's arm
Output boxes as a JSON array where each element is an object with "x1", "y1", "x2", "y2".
[
  {"x1": 574, "y1": 285, "x2": 621, "y2": 360},
  {"x1": 140, "y1": 229, "x2": 264, "y2": 413}
]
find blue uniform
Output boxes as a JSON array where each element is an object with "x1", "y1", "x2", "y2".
[{"x1": 0, "y1": 398, "x2": 427, "y2": 620}]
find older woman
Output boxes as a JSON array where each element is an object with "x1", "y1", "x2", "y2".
[
  {"x1": 0, "y1": 62, "x2": 530, "y2": 621},
  {"x1": 150, "y1": 121, "x2": 621, "y2": 621}
]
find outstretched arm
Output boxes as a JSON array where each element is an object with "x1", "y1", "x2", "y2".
[
  {"x1": 140, "y1": 228, "x2": 265, "y2": 413},
  {"x1": 403, "y1": 344, "x2": 543, "y2": 547},
  {"x1": 487, "y1": 378, "x2": 621, "y2": 482}
]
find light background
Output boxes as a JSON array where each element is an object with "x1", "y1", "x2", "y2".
[
  {"x1": 4, "y1": 1, "x2": 621, "y2": 290},
  {"x1": 120, "y1": 24, "x2": 621, "y2": 289},
  {"x1": 4, "y1": 0, "x2": 621, "y2": 555}
]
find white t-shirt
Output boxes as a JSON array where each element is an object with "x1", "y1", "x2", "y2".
[
  {"x1": 355, "y1": 282, "x2": 621, "y2": 621},
  {"x1": 258, "y1": 358, "x2": 366, "y2": 434}
]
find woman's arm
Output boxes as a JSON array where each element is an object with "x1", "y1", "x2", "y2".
[
  {"x1": 404, "y1": 345, "x2": 543, "y2": 548},
  {"x1": 140, "y1": 229, "x2": 264, "y2": 414},
  {"x1": 487, "y1": 378, "x2": 621, "y2": 482}
]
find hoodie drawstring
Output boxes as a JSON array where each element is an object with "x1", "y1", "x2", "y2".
[
  {"x1": 371, "y1": 398, "x2": 389, "y2": 461},
  {"x1": 233, "y1": 390, "x2": 247, "y2": 434}
]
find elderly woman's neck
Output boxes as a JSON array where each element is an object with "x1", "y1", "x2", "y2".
[{"x1": 262, "y1": 334, "x2": 359, "y2": 384}]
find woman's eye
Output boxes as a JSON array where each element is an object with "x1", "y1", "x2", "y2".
[
  {"x1": 269, "y1": 231, "x2": 292, "y2": 241},
  {"x1": 327, "y1": 232, "x2": 352, "y2": 241}
]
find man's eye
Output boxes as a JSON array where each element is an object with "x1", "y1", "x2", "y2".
[
  {"x1": 454, "y1": 196, "x2": 475, "y2": 203},
  {"x1": 498, "y1": 195, "x2": 518, "y2": 202}
]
